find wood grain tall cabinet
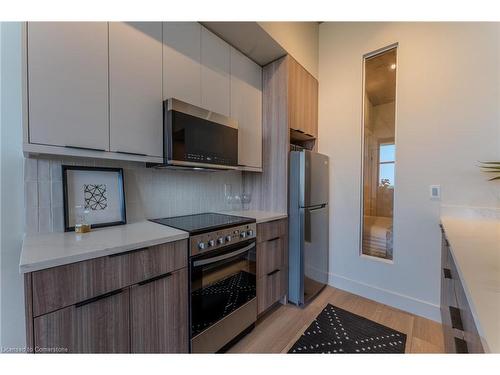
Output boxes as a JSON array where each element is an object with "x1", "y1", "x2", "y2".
[
  {"x1": 243, "y1": 55, "x2": 319, "y2": 212},
  {"x1": 288, "y1": 56, "x2": 318, "y2": 139}
]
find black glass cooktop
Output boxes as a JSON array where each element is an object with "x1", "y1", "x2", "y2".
[{"x1": 150, "y1": 213, "x2": 255, "y2": 235}]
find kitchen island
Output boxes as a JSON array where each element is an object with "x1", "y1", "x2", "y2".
[{"x1": 440, "y1": 206, "x2": 500, "y2": 353}]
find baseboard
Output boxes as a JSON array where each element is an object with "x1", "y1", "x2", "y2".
[{"x1": 329, "y1": 273, "x2": 441, "y2": 322}]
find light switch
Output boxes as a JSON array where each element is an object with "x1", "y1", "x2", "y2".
[{"x1": 430, "y1": 185, "x2": 441, "y2": 200}]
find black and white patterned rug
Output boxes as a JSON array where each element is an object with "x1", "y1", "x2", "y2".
[{"x1": 288, "y1": 304, "x2": 406, "y2": 353}]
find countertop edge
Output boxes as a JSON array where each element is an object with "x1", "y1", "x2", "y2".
[
  {"x1": 19, "y1": 212, "x2": 288, "y2": 274},
  {"x1": 217, "y1": 210, "x2": 288, "y2": 224},
  {"x1": 255, "y1": 214, "x2": 288, "y2": 224},
  {"x1": 19, "y1": 231, "x2": 189, "y2": 274}
]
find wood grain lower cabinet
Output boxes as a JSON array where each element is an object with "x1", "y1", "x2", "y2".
[
  {"x1": 257, "y1": 268, "x2": 287, "y2": 314},
  {"x1": 25, "y1": 239, "x2": 189, "y2": 353},
  {"x1": 256, "y1": 219, "x2": 288, "y2": 315},
  {"x1": 257, "y1": 237, "x2": 285, "y2": 276},
  {"x1": 256, "y1": 219, "x2": 287, "y2": 244},
  {"x1": 34, "y1": 289, "x2": 130, "y2": 353},
  {"x1": 130, "y1": 268, "x2": 189, "y2": 353},
  {"x1": 454, "y1": 269, "x2": 484, "y2": 353},
  {"x1": 31, "y1": 240, "x2": 187, "y2": 317}
]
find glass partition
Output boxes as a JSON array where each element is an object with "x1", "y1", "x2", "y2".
[{"x1": 361, "y1": 46, "x2": 397, "y2": 260}]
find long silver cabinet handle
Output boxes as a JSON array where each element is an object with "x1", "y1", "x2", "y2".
[{"x1": 193, "y1": 242, "x2": 256, "y2": 267}]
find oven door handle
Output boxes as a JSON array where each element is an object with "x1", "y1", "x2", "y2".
[{"x1": 193, "y1": 242, "x2": 256, "y2": 267}]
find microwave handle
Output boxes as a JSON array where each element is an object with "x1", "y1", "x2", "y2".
[{"x1": 193, "y1": 242, "x2": 256, "y2": 267}]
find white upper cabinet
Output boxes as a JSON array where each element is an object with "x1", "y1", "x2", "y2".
[
  {"x1": 230, "y1": 48, "x2": 263, "y2": 169},
  {"x1": 25, "y1": 22, "x2": 263, "y2": 167},
  {"x1": 201, "y1": 27, "x2": 231, "y2": 117},
  {"x1": 109, "y1": 22, "x2": 163, "y2": 157},
  {"x1": 27, "y1": 22, "x2": 109, "y2": 150},
  {"x1": 163, "y1": 22, "x2": 201, "y2": 106}
]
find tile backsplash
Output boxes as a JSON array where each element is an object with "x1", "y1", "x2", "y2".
[{"x1": 24, "y1": 156, "x2": 243, "y2": 234}]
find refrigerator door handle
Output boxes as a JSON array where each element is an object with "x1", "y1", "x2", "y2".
[{"x1": 302, "y1": 203, "x2": 326, "y2": 211}]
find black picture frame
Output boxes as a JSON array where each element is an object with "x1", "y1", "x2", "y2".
[{"x1": 62, "y1": 165, "x2": 127, "y2": 232}]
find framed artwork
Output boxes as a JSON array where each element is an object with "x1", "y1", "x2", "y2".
[{"x1": 62, "y1": 166, "x2": 126, "y2": 232}]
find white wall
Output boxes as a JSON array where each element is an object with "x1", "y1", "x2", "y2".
[
  {"x1": 0, "y1": 21, "x2": 3, "y2": 347},
  {"x1": 0, "y1": 22, "x2": 26, "y2": 349},
  {"x1": 258, "y1": 22, "x2": 319, "y2": 79},
  {"x1": 319, "y1": 22, "x2": 500, "y2": 321}
]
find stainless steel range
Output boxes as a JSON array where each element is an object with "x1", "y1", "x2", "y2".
[{"x1": 151, "y1": 213, "x2": 257, "y2": 353}]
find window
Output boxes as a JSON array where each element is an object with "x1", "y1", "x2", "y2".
[
  {"x1": 378, "y1": 143, "x2": 395, "y2": 188},
  {"x1": 361, "y1": 45, "x2": 397, "y2": 261}
]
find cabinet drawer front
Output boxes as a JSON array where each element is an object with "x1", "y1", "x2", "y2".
[
  {"x1": 257, "y1": 267, "x2": 287, "y2": 314},
  {"x1": 257, "y1": 219, "x2": 287, "y2": 243},
  {"x1": 442, "y1": 324, "x2": 456, "y2": 353},
  {"x1": 454, "y1": 271, "x2": 484, "y2": 353},
  {"x1": 34, "y1": 288, "x2": 130, "y2": 353},
  {"x1": 130, "y1": 268, "x2": 189, "y2": 353},
  {"x1": 127, "y1": 240, "x2": 187, "y2": 283},
  {"x1": 32, "y1": 240, "x2": 187, "y2": 316},
  {"x1": 257, "y1": 237, "x2": 285, "y2": 277},
  {"x1": 441, "y1": 273, "x2": 458, "y2": 308},
  {"x1": 447, "y1": 247, "x2": 460, "y2": 282}
]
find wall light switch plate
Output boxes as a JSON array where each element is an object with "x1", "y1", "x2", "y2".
[{"x1": 430, "y1": 185, "x2": 441, "y2": 200}]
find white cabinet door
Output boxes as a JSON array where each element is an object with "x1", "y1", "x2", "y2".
[
  {"x1": 201, "y1": 27, "x2": 231, "y2": 117},
  {"x1": 230, "y1": 48, "x2": 262, "y2": 169},
  {"x1": 27, "y1": 22, "x2": 109, "y2": 150},
  {"x1": 109, "y1": 22, "x2": 163, "y2": 157},
  {"x1": 163, "y1": 22, "x2": 201, "y2": 106}
]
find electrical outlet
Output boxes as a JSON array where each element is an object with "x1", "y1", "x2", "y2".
[{"x1": 430, "y1": 185, "x2": 441, "y2": 200}]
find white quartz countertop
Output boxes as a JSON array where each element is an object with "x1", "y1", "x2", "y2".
[
  {"x1": 219, "y1": 210, "x2": 287, "y2": 224},
  {"x1": 440, "y1": 211, "x2": 500, "y2": 353},
  {"x1": 20, "y1": 221, "x2": 188, "y2": 273}
]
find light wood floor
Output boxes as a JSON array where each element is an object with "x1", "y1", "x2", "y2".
[{"x1": 228, "y1": 286, "x2": 445, "y2": 353}]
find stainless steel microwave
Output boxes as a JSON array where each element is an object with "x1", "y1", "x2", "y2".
[{"x1": 153, "y1": 98, "x2": 239, "y2": 170}]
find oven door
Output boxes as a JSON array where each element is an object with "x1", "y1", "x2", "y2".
[{"x1": 190, "y1": 239, "x2": 257, "y2": 353}]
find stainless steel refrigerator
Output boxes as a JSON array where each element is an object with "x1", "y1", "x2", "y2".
[{"x1": 288, "y1": 150, "x2": 329, "y2": 305}]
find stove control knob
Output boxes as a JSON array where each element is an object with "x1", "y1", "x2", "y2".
[
  {"x1": 226, "y1": 235, "x2": 232, "y2": 242},
  {"x1": 208, "y1": 239, "x2": 215, "y2": 247},
  {"x1": 198, "y1": 242, "x2": 206, "y2": 250},
  {"x1": 240, "y1": 231, "x2": 247, "y2": 238},
  {"x1": 217, "y1": 237, "x2": 224, "y2": 245},
  {"x1": 247, "y1": 230, "x2": 254, "y2": 237}
]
